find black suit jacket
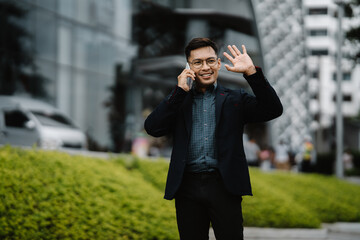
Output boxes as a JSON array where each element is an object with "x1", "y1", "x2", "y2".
[{"x1": 144, "y1": 68, "x2": 283, "y2": 200}]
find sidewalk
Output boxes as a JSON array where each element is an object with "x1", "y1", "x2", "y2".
[{"x1": 209, "y1": 222, "x2": 360, "y2": 240}]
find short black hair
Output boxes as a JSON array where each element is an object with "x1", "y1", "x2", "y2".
[{"x1": 185, "y1": 38, "x2": 218, "y2": 61}]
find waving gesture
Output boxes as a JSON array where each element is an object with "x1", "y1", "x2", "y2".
[{"x1": 223, "y1": 45, "x2": 256, "y2": 76}]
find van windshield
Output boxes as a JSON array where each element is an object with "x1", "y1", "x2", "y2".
[{"x1": 32, "y1": 111, "x2": 77, "y2": 129}]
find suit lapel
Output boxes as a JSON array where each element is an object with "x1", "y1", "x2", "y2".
[{"x1": 216, "y1": 85, "x2": 228, "y2": 126}]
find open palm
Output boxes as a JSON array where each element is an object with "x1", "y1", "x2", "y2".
[{"x1": 223, "y1": 45, "x2": 256, "y2": 75}]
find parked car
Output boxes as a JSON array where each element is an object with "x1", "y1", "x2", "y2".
[{"x1": 0, "y1": 96, "x2": 87, "y2": 150}]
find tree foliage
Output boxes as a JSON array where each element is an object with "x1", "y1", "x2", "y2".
[
  {"x1": 344, "y1": 0, "x2": 360, "y2": 62},
  {"x1": 0, "y1": 1, "x2": 48, "y2": 98}
]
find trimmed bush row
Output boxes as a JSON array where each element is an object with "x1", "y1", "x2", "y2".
[
  {"x1": 245, "y1": 169, "x2": 360, "y2": 227},
  {"x1": 0, "y1": 146, "x2": 177, "y2": 240},
  {"x1": 120, "y1": 157, "x2": 360, "y2": 228},
  {"x1": 1, "y1": 146, "x2": 360, "y2": 239}
]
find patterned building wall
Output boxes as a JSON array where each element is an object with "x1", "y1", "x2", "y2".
[{"x1": 252, "y1": 0, "x2": 310, "y2": 150}]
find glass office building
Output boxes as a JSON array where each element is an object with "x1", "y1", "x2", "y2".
[{"x1": 0, "y1": 0, "x2": 135, "y2": 148}]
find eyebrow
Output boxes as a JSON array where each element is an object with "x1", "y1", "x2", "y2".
[{"x1": 191, "y1": 57, "x2": 217, "y2": 61}]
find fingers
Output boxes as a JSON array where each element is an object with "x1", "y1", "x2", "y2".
[
  {"x1": 185, "y1": 69, "x2": 195, "y2": 80},
  {"x1": 226, "y1": 44, "x2": 247, "y2": 57},
  {"x1": 178, "y1": 69, "x2": 195, "y2": 91},
  {"x1": 178, "y1": 69, "x2": 195, "y2": 85},
  {"x1": 232, "y1": 45, "x2": 242, "y2": 55},
  {"x1": 242, "y1": 45, "x2": 247, "y2": 54},
  {"x1": 223, "y1": 52, "x2": 234, "y2": 62},
  {"x1": 180, "y1": 68, "x2": 195, "y2": 79},
  {"x1": 227, "y1": 45, "x2": 238, "y2": 57}
]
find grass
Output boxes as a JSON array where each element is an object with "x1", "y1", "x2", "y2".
[{"x1": 1, "y1": 146, "x2": 360, "y2": 239}]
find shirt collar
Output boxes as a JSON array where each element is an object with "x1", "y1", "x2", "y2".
[{"x1": 192, "y1": 82, "x2": 217, "y2": 95}]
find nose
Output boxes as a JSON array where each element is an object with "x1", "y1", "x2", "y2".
[{"x1": 201, "y1": 60, "x2": 211, "y2": 70}]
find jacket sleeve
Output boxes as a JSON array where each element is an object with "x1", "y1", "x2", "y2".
[
  {"x1": 242, "y1": 67, "x2": 283, "y2": 123},
  {"x1": 144, "y1": 86, "x2": 188, "y2": 137}
]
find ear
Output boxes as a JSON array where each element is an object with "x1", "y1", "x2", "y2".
[{"x1": 217, "y1": 58, "x2": 221, "y2": 69}]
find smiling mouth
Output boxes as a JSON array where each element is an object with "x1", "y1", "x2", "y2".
[{"x1": 199, "y1": 72, "x2": 213, "y2": 77}]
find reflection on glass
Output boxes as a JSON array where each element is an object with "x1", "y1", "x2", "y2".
[
  {"x1": 58, "y1": 20, "x2": 73, "y2": 65},
  {"x1": 36, "y1": 0, "x2": 57, "y2": 11},
  {"x1": 35, "y1": 9, "x2": 56, "y2": 61},
  {"x1": 98, "y1": 34, "x2": 117, "y2": 75},
  {"x1": 75, "y1": 27, "x2": 98, "y2": 70},
  {"x1": 35, "y1": 59, "x2": 56, "y2": 102},
  {"x1": 76, "y1": 0, "x2": 90, "y2": 24},
  {"x1": 58, "y1": 0, "x2": 75, "y2": 19}
]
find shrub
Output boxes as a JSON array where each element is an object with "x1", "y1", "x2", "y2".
[
  {"x1": 0, "y1": 146, "x2": 178, "y2": 240},
  {"x1": 314, "y1": 152, "x2": 336, "y2": 175},
  {"x1": 248, "y1": 169, "x2": 360, "y2": 225},
  {"x1": 1, "y1": 145, "x2": 360, "y2": 240}
]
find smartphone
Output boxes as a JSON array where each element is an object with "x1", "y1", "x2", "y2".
[{"x1": 185, "y1": 63, "x2": 193, "y2": 89}]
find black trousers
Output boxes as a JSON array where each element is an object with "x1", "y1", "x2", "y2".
[{"x1": 175, "y1": 170, "x2": 244, "y2": 240}]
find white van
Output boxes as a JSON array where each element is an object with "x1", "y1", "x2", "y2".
[{"x1": 0, "y1": 96, "x2": 87, "y2": 150}]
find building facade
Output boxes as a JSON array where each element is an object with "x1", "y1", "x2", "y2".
[
  {"x1": 0, "y1": 0, "x2": 308, "y2": 153},
  {"x1": 304, "y1": 0, "x2": 360, "y2": 152},
  {"x1": 4, "y1": 0, "x2": 357, "y2": 154},
  {"x1": 0, "y1": 0, "x2": 135, "y2": 149},
  {"x1": 252, "y1": 0, "x2": 308, "y2": 151}
]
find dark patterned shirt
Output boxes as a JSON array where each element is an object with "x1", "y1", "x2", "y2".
[{"x1": 186, "y1": 83, "x2": 218, "y2": 172}]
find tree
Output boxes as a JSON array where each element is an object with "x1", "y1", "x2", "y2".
[
  {"x1": 344, "y1": 0, "x2": 360, "y2": 62},
  {"x1": 104, "y1": 64, "x2": 129, "y2": 153},
  {"x1": 0, "y1": 1, "x2": 48, "y2": 97}
]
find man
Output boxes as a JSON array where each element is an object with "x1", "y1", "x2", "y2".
[{"x1": 144, "y1": 38, "x2": 282, "y2": 239}]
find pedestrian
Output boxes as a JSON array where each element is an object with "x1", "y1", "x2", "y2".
[
  {"x1": 343, "y1": 149, "x2": 354, "y2": 171},
  {"x1": 244, "y1": 136, "x2": 261, "y2": 167},
  {"x1": 144, "y1": 37, "x2": 283, "y2": 239},
  {"x1": 301, "y1": 136, "x2": 314, "y2": 173},
  {"x1": 259, "y1": 145, "x2": 275, "y2": 171},
  {"x1": 274, "y1": 139, "x2": 290, "y2": 171}
]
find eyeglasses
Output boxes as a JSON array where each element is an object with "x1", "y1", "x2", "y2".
[{"x1": 189, "y1": 57, "x2": 218, "y2": 69}]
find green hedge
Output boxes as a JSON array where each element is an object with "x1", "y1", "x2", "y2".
[
  {"x1": 0, "y1": 146, "x2": 177, "y2": 240},
  {"x1": 1, "y1": 146, "x2": 360, "y2": 239},
  {"x1": 246, "y1": 169, "x2": 360, "y2": 227}
]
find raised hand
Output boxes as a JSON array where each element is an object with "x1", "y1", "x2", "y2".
[{"x1": 223, "y1": 44, "x2": 256, "y2": 76}]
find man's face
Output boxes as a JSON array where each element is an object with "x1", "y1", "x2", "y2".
[{"x1": 188, "y1": 46, "x2": 221, "y2": 89}]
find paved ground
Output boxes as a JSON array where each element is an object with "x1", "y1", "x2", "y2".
[{"x1": 209, "y1": 222, "x2": 360, "y2": 240}]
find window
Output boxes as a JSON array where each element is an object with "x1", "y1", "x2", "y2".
[
  {"x1": 311, "y1": 49, "x2": 328, "y2": 56},
  {"x1": 333, "y1": 95, "x2": 352, "y2": 102},
  {"x1": 308, "y1": 8, "x2": 328, "y2": 15},
  {"x1": 35, "y1": 9, "x2": 56, "y2": 61},
  {"x1": 309, "y1": 29, "x2": 327, "y2": 36},
  {"x1": 4, "y1": 110, "x2": 30, "y2": 128},
  {"x1": 311, "y1": 71, "x2": 319, "y2": 78},
  {"x1": 343, "y1": 72, "x2": 351, "y2": 80},
  {"x1": 58, "y1": 0, "x2": 75, "y2": 19},
  {"x1": 36, "y1": 0, "x2": 57, "y2": 11},
  {"x1": 32, "y1": 111, "x2": 75, "y2": 128},
  {"x1": 332, "y1": 72, "x2": 351, "y2": 81},
  {"x1": 311, "y1": 94, "x2": 318, "y2": 100},
  {"x1": 344, "y1": 95, "x2": 352, "y2": 102}
]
